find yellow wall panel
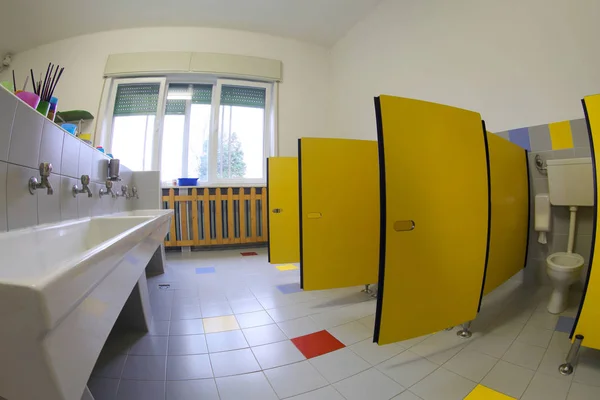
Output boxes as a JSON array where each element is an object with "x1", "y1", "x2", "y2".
[
  {"x1": 549, "y1": 121, "x2": 574, "y2": 150},
  {"x1": 299, "y1": 138, "x2": 379, "y2": 290},
  {"x1": 374, "y1": 95, "x2": 489, "y2": 345},
  {"x1": 574, "y1": 95, "x2": 600, "y2": 350},
  {"x1": 267, "y1": 157, "x2": 300, "y2": 264},
  {"x1": 483, "y1": 133, "x2": 530, "y2": 295}
]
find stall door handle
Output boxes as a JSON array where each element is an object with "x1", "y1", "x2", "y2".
[
  {"x1": 272, "y1": 209, "x2": 283, "y2": 214},
  {"x1": 394, "y1": 220, "x2": 415, "y2": 231},
  {"x1": 307, "y1": 213, "x2": 322, "y2": 219}
]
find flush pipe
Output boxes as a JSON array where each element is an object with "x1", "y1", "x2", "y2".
[{"x1": 567, "y1": 206, "x2": 578, "y2": 253}]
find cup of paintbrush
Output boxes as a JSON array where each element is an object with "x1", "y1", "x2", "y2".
[{"x1": 16, "y1": 91, "x2": 41, "y2": 109}]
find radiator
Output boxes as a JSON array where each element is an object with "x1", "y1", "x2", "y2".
[{"x1": 162, "y1": 187, "x2": 268, "y2": 247}]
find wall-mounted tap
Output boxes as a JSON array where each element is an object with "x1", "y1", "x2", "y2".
[
  {"x1": 116, "y1": 184, "x2": 130, "y2": 199},
  {"x1": 99, "y1": 180, "x2": 115, "y2": 198},
  {"x1": 72, "y1": 175, "x2": 93, "y2": 198},
  {"x1": 29, "y1": 162, "x2": 53, "y2": 195},
  {"x1": 535, "y1": 154, "x2": 547, "y2": 174},
  {"x1": 131, "y1": 186, "x2": 139, "y2": 199}
]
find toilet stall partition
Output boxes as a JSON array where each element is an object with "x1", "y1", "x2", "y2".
[
  {"x1": 483, "y1": 133, "x2": 530, "y2": 296},
  {"x1": 572, "y1": 94, "x2": 600, "y2": 351},
  {"x1": 267, "y1": 157, "x2": 300, "y2": 264},
  {"x1": 374, "y1": 95, "x2": 490, "y2": 345},
  {"x1": 298, "y1": 138, "x2": 380, "y2": 290}
]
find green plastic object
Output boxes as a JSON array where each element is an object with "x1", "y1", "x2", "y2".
[{"x1": 55, "y1": 110, "x2": 94, "y2": 123}]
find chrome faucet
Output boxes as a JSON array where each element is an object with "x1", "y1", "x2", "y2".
[
  {"x1": 72, "y1": 175, "x2": 93, "y2": 198},
  {"x1": 99, "y1": 179, "x2": 115, "y2": 198},
  {"x1": 116, "y1": 184, "x2": 130, "y2": 199},
  {"x1": 29, "y1": 162, "x2": 53, "y2": 195},
  {"x1": 131, "y1": 186, "x2": 139, "y2": 199}
]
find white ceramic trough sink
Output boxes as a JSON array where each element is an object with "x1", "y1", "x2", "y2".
[{"x1": 0, "y1": 210, "x2": 172, "y2": 400}]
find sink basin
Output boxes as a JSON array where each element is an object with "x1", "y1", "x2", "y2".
[{"x1": 0, "y1": 210, "x2": 172, "y2": 400}]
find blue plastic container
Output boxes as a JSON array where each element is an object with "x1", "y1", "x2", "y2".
[
  {"x1": 177, "y1": 178, "x2": 199, "y2": 186},
  {"x1": 62, "y1": 123, "x2": 77, "y2": 135}
]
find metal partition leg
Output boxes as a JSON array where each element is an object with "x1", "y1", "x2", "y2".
[
  {"x1": 559, "y1": 335, "x2": 584, "y2": 376},
  {"x1": 361, "y1": 284, "x2": 373, "y2": 294},
  {"x1": 457, "y1": 321, "x2": 472, "y2": 338}
]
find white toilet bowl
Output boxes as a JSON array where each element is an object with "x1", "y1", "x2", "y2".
[{"x1": 546, "y1": 252, "x2": 584, "y2": 314}]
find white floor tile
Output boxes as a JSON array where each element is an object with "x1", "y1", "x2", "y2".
[
  {"x1": 443, "y1": 349, "x2": 498, "y2": 382},
  {"x1": 349, "y1": 338, "x2": 405, "y2": 365},
  {"x1": 521, "y1": 372, "x2": 570, "y2": 400},
  {"x1": 200, "y1": 301, "x2": 234, "y2": 318},
  {"x1": 209, "y1": 348, "x2": 261, "y2": 377},
  {"x1": 287, "y1": 386, "x2": 345, "y2": 399},
  {"x1": 264, "y1": 360, "x2": 329, "y2": 398},
  {"x1": 516, "y1": 324, "x2": 553, "y2": 348},
  {"x1": 527, "y1": 311, "x2": 560, "y2": 330},
  {"x1": 278, "y1": 316, "x2": 324, "y2": 338},
  {"x1": 376, "y1": 350, "x2": 438, "y2": 388},
  {"x1": 465, "y1": 334, "x2": 513, "y2": 358},
  {"x1": 310, "y1": 348, "x2": 370, "y2": 383},
  {"x1": 205, "y1": 330, "x2": 248, "y2": 353},
  {"x1": 487, "y1": 321, "x2": 525, "y2": 339},
  {"x1": 410, "y1": 331, "x2": 469, "y2": 365},
  {"x1": 392, "y1": 392, "x2": 423, "y2": 399},
  {"x1": 574, "y1": 352, "x2": 600, "y2": 387},
  {"x1": 235, "y1": 310, "x2": 274, "y2": 328},
  {"x1": 252, "y1": 340, "x2": 306, "y2": 369},
  {"x1": 358, "y1": 314, "x2": 376, "y2": 330},
  {"x1": 327, "y1": 321, "x2": 372, "y2": 346},
  {"x1": 243, "y1": 324, "x2": 287, "y2": 347},
  {"x1": 502, "y1": 340, "x2": 546, "y2": 370},
  {"x1": 215, "y1": 372, "x2": 278, "y2": 400},
  {"x1": 166, "y1": 379, "x2": 219, "y2": 399},
  {"x1": 411, "y1": 368, "x2": 477, "y2": 400},
  {"x1": 481, "y1": 360, "x2": 535, "y2": 398},
  {"x1": 568, "y1": 382, "x2": 600, "y2": 400},
  {"x1": 230, "y1": 299, "x2": 264, "y2": 314},
  {"x1": 333, "y1": 368, "x2": 404, "y2": 400},
  {"x1": 396, "y1": 334, "x2": 430, "y2": 349}
]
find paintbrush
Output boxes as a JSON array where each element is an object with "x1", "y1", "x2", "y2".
[
  {"x1": 48, "y1": 67, "x2": 64, "y2": 100},
  {"x1": 41, "y1": 63, "x2": 51, "y2": 101},
  {"x1": 22, "y1": 75, "x2": 29, "y2": 92},
  {"x1": 30, "y1": 69, "x2": 36, "y2": 94},
  {"x1": 12, "y1": 70, "x2": 16, "y2": 93}
]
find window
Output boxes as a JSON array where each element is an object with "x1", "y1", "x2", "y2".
[{"x1": 104, "y1": 77, "x2": 274, "y2": 185}]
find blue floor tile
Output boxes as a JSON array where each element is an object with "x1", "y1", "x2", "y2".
[
  {"x1": 195, "y1": 267, "x2": 216, "y2": 274},
  {"x1": 277, "y1": 283, "x2": 303, "y2": 294},
  {"x1": 555, "y1": 316, "x2": 575, "y2": 333}
]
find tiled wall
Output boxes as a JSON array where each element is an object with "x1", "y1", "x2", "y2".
[
  {"x1": 0, "y1": 86, "x2": 141, "y2": 231},
  {"x1": 494, "y1": 118, "x2": 594, "y2": 285}
]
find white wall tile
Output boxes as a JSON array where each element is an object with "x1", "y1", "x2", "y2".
[
  {"x1": 8, "y1": 102, "x2": 44, "y2": 169},
  {"x1": 61, "y1": 133, "x2": 80, "y2": 178},
  {"x1": 78, "y1": 143, "x2": 93, "y2": 178},
  {"x1": 0, "y1": 161, "x2": 7, "y2": 231},
  {"x1": 94, "y1": 183, "x2": 112, "y2": 216},
  {"x1": 6, "y1": 163, "x2": 38, "y2": 230},
  {"x1": 91, "y1": 151, "x2": 109, "y2": 183},
  {"x1": 37, "y1": 174, "x2": 61, "y2": 225},
  {"x1": 132, "y1": 171, "x2": 161, "y2": 210},
  {"x1": 0, "y1": 88, "x2": 17, "y2": 162},
  {"x1": 77, "y1": 183, "x2": 97, "y2": 218},
  {"x1": 60, "y1": 176, "x2": 79, "y2": 221},
  {"x1": 39, "y1": 121, "x2": 65, "y2": 175}
]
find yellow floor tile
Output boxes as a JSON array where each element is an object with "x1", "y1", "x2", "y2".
[
  {"x1": 202, "y1": 315, "x2": 240, "y2": 333},
  {"x1": 276, "y1": 264, "x2": 299, "y2": 271},
  {"x1": 464, "y1": 385, "x2": 516, "y2": 399}
]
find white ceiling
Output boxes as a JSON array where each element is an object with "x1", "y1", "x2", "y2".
[{"x1": 0, "y1": 0, "x2": 382, "y2": 55}]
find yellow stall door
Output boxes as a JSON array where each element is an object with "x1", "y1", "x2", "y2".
[
  {"x1": 483, "y1": 133, "x2": 530, "y2": 295},
  {"x1": 299, "y1": 138, "x2": 379, "y2": 290},
  {"x1": 267, "y1": 157, "x2": 300, "y2": 264},
  {"x1": 374, "y1": 95, "x2": 489, "y2": 345},
  {"x1": 573, "y1": 94, "x2": 600, "y2": 350}
]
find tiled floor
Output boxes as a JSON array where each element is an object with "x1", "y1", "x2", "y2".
[{"x1": 88, "y1": 248, "x2": 600, "y2": 399}]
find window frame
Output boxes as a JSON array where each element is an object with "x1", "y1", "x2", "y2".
[
  {"x1": 100, "y1": 76, "x2": 274, "y2": 186},
  {"x1": 103, "y1": 77, "x2": 167, "y2": 171}
]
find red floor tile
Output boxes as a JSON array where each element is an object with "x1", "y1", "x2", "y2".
[
  {"x1": 241, "y1": 251, "x2": 258, "y2": 256},
  {"x1": 291, "y1": 330, "x2": 345, "y2": 359}
]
